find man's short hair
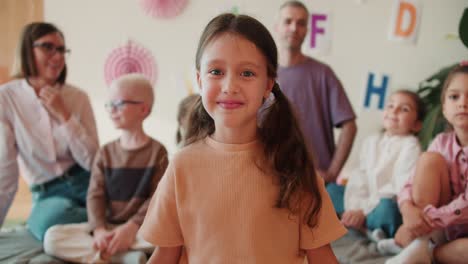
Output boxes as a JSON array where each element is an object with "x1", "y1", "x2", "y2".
[{"x1": 280, "y1": 0, "x2": 309, "y2": 14}]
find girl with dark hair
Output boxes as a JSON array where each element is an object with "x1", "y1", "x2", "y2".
[
  {"x1": 383, "y1": 63, "x2": 468, "y2": 263},
  {"x1": 0, "y1": 22, "x2": 99, "y2": 241},
  {"x1": 140, "y1": 13, "x2": 346, "y2": 263}
]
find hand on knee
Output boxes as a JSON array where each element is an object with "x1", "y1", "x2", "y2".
[{"x1": 394, "y1": 226, "x2": 416, "y2": 247}]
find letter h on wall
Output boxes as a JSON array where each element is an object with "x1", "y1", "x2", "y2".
[{"x1": 364, "y1": 73, "x2": 389, "y2": 110}]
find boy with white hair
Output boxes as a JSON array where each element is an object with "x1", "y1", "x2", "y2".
[{"x1": 43, "y1": 73, "x2": 168, "y2": 263}]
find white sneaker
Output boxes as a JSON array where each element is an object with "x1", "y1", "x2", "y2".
[
  {"x1": 377, "y1": 238, "x2": 402, "y2": 255},
  {"x1": 384, "y1": 237, "x2": 433, "y2": 264},
  {"x1": 368, "y1": 228, "x2": 387, "y2": 243}
]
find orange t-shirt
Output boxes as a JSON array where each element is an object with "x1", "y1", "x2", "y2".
[{"x1": 140, "y1": 137, "x2": 347, "y2": 263}]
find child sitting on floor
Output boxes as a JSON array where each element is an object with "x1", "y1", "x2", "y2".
[
  {"x1": 43, "y1": 73, "x2": 169, "y2": 263},
  {"x1": 327, "y1": 90, "x2": 425, "y2": 241},
  {"x1": 382, "y1": 63, "x2": 468, "y2": 264}
]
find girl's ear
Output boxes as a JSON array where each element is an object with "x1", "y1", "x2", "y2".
[
  {"x1": 412, "y1": 120, "x2": 423, "y2": 133},
  {"x1": 264, "y1": 78, "x2": 274, "y2": 98}
]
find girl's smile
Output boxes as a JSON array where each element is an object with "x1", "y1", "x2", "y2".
[{"x1": 217, "y1": 99, "x2": 244, "y2": 110}]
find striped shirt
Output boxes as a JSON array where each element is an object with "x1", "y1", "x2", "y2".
[{"x1": 87, "y1": 138, "x2": 168, "y2": 229}]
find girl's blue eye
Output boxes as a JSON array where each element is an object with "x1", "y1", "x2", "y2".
[
  {"x1": 448, "y1": 94, "x2": 459, "y2": 100},
  {"x1": 209, "y1": 69, "x2": 222, "y2": 75},
  {"x1": 241, "y1": 71, "x2": 254, "y2": 77}
]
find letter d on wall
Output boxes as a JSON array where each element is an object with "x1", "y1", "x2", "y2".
[{"x1": 388, "y1": 0, "x2": 422, "y2": 44}]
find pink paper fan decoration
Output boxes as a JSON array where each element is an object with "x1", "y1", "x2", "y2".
[
  {"x1": 139, "y1": 0, "x2": 188, "y2": 19},
  {"x1": 104, "y1": 40, "x2": 157, "y2": 86}
]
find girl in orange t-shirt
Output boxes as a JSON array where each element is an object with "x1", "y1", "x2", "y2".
[{"x1": 140, "y1": 13, "x2": 346, "y2": 263}]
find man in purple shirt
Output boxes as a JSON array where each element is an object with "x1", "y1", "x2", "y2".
[{"x1": 275, "y1": 0, "x2": 357, "y2": 183}]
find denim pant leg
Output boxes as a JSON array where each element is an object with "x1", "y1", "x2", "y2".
[
  {"x1": 326, "y1": 183, "x2": 346, "y2": 215},
  {"x1": 28, "y1": 168, "x2": 90, "y2": 241},
  {"x1": 366, "y1": 198, "x2": 402, "y2": 237}
]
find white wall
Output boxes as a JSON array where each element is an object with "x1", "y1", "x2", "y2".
[{"x1": 44, "y1": 0, "x2": 467, "y2": 164}]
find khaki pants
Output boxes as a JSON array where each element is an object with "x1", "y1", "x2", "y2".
[{"x1": 44, "y1": 223, "x2": 153, "y2": 263}]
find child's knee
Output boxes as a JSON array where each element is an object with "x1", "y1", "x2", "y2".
[
  {"x1": 28, "y1": 197, "x2": 86, "y2": 240},
  {"x1": 43, "y1": 225, "x2": 64, "y2": 255},
  {"x1": 418, "y1": 152, "x2": 447, "y2": 170}
]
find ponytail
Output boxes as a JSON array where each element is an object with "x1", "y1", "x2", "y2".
[
  {"x1": 259, "y1": 83, "x2": 322, "y2": 228},
  {"x1": 184, "y1": 96, "x2": 215, "y2": 146}
]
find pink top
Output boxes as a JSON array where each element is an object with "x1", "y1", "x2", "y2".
[{"x1": 399, "y1": 132, "x2": 468, "y2": 240}]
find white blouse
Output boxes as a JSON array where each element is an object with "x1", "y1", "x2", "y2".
[
  {"x1": 0, "y1": 79, "x2": 99, "y2": 225},
  {"x1": 344, "y1": 133, "x2": 421, "y2": 215}
]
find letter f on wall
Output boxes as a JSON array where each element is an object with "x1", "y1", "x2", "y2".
[{"x1": 310, "y1": 14, "x2": 327, "y2": 48}]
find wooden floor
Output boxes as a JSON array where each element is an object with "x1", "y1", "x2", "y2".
[{"x1": 6, "y1": 177, "x2": 31, "y2": 222}]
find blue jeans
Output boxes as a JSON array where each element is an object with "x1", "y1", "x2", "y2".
[
  {"x1": 326, "y1": 183, "x2": 402, "y2": 237},
  {"x1": 27, "y1": 165, "x2": 90, "y2": 241},
  {"x1": 366, "y1": 198, "x2": 402, "y2": 237},
  {"x1": 326, "y1": 183, "x2": 345, "y2": 215}
]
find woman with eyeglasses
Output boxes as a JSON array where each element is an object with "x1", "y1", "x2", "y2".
[{"x1": 0, "y1": 22, "x2": 99, "y2": 241}]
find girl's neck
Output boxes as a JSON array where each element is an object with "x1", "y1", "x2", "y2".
[
  {"x1": 455, "y1": 127, "x2": 468, "y2": 147},
  {"x1": 211, "y1": 126, "x2": 258, "y2": 144},
  {"x1": 119, "y1": 127, "x2": 149, "y2": 150}
]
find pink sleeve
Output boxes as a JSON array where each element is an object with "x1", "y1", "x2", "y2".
[
  {"x1": 424, "y1": 189, "x2": 468, "y2": 228},
  {"x1": 422, "y1": 135, "x2": 468, "y2": 228}
]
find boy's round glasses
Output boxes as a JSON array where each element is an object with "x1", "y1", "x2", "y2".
[
  {"x1": 33, "y1": 42, "x2": 71, "y2": 57},
  {"x1": 105, "y1": 100, "x2": 143, "y2": 112}
]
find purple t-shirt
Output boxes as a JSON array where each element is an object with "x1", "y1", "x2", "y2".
[{"x1": 277, "y1": 57, "x2": 355, "y2": 171}]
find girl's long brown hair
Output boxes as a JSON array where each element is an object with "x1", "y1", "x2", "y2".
[{"x1": 185, "y1": 13, "x2": 322, "y2": 228}]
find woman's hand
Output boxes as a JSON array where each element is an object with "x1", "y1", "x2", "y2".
[{"x1": 39, "y1": 84, "x2": 70, "y2": 123}]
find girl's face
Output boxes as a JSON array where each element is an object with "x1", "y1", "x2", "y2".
[
  {"x1": 443, "y1": 73, "x2": 468, "y2": 130},
  {"x1": 197, "y1": 33, "x2": 274, "y2": 142},
  {"x1": 32, "y1": 32, "x2": 66, "y2": 85},
  {"x1": 383, "y1": 92, "x2": 421, "y2": 136}
]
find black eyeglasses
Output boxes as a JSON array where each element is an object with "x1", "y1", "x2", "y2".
[
  {"x1": 33, "y1": 42, "x2": 71, "y2": 56},
  {"x1": 105, "y1": 100, "x2": 143, "y2": 112}
]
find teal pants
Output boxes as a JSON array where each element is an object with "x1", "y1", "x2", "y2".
[
  {"x1": 27, "y1": 165, "x2": 90, "y2": 241},
  {"x1": 326, "y1": 183, "x2": 402, "y2": 237}
]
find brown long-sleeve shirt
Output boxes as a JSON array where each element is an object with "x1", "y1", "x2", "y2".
[{"x1": 87, "y1": 138, "x2": 168, "y2": 229}]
